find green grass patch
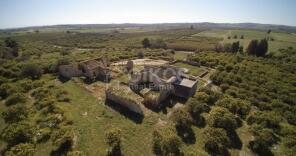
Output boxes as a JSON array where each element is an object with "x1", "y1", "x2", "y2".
[{"x1": 173, "y1": 62, "x2": 206, "y2": 76}]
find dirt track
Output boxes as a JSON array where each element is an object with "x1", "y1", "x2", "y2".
[{"x1": 111, "y1": 59, "x2": 169, "y2": 66}]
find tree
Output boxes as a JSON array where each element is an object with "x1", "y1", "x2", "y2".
[
  {"x1": 142, "y1": 38, "x2": 151, "y2": 48},
  {"x1": 248, "y1": 125, "x2": 277, "y2": 156},
  {"x1": 247, "y1": 40, "x2": 258, "y2": 55},
  {"x1": 216, "y1": 96, "x2": 251, "y2": 119},
  {"x1": 187, "y1": 100, "x2": 209, "y2": 126},
  {"x1": 247, "y1": 111, "x2": 281, "y2": 129},
  {"x1": 231, "y1": 41, "x2": 240, "y2": 53},
  {"x1": 233, "y1": 35, "x2": 238, "y2": 39},
  {"x1": 239, "y1": 46, "x2": 244, "y2": 53},
  {"x1": 152, "y1": 126, "x2": 182, "y2": 156},
  {"x1": 137, "y1": 51, "x2": 144, "y2": 59},
  {"x1": 4, "y1": 38, "x2": 19, "y2": 57},
  {"x1": 203, "y1": 127, "x2": 230, "y2": 155},
  {"x1": 105, "y1": 128, "x2": 122, "y2": 156},
  {"x1": 170, "y1": 108, "x2": 192, "y2": 129},
  {"x1": 247, "y1": 39, "x2": 268, "y2": 57},
  {"x1": 208, "y1": 107, "x2": 238, "y2": 131},
  {"x1": 240, "y1": 35, "x2": 244, "y2": 39},
  {"x1": 21, "y1": 64, "x2": 43, "y2": 80},
  {"x1": 257, "y1": 39, "x2": 268, "y2": 56}
]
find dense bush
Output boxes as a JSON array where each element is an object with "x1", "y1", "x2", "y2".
[
  {"x1": 216, "y1": 96, "x2": 251, "y2": 118},
  {"x1": 203, "y1": 127, "x2": 230, "y2": 155},
  {"x1": 21, "y1": 64, "x2": 43, "y2": 80},
  {"x1": 0, "y1": 83, "x2": 17, "y2": 99},
  {"x1": 247, "y1": 111, "x2": 281, "y2": 130},
  {"x1": 2, "y1": 104, "x2": 29, "y2": 123},
  {"x1": 248, "y1": 125, "x2": 277, "y2": 156},
  {"x1": 207, "y1": 107, "x2": 239, "y2": 131},
  {"x1": 105, "y1": 128, "x2": 122, "y2": 156},
  {"x1": 5, "y1": 93, "x2": 27, "y2": 106},
  {"x1": 142, "y1": 38, "x2": 151, "y2": 48},
  {"x1": 152, "y1": 126, "x2": 182, "y2": 156},
  {"x1": 170, "y1": 108, "x2": 192, "y2": 129},
  {"x1": 1, "y1": 122, "x2": 35, "y2": 146},
  {"x1": 52, "y1": 127, "x2": 75, "y2": 153},
  {"x1": 5, "y1": 143, "x2": 35, "y2": 156}
]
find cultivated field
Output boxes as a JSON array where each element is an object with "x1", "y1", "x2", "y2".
[{"x1": 195, "y1": 29, "x2": 296, "y2": 53}]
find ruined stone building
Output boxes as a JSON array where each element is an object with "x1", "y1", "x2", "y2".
[
  {"x1": 129, "y1": 65, "x2": 198, "y2": 108},
  {"x1": 59, "y1": 56, "x2": 111, "y2": 81}
]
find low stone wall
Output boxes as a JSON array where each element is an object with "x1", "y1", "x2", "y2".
[
  {"x1": 59, "y1": 64, "x2": 83, "y2": 79},
  {"x1": 105, "y1": 86, "x2": 144, "y2": 115},
  {"x1": 169, "y1": 60, "x2": 200, "y2": 66}
]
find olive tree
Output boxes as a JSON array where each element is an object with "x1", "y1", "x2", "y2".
[{"x1": 152, "y1": 126, "x2": 182, "y2": 156}]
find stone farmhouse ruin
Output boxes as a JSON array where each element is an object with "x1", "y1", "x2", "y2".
[
  {"x1": 59, "y1": 57, "x2": 111, "y2": 81},
  {"x1": 129, "y1": 65, "x2": 198, "y2": 108},
  {"x1": 106, "y1": 64, "x2": 198, "y2": 115}
]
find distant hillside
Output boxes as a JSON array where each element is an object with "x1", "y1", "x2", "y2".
[{"x1": 1, "y1": 22, "x2": 296, "y2": 33}]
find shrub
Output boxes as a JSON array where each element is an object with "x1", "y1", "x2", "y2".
[
  {"x1": 250, "y1": 124, "x2": 278, "y2": 146},
  {"x1": 142, "y1": 38, "x2": 151, "y2": 48},
  {"x1": 0, "y1": 83, "x2": 17, "y2": 99},
  {"x1": 0, "y1": 76, "x2": 8, "y2": 85},
  {"x1": 170, "y1": 108, "x2": 192, "y2": 129},
  {"x1": 67, "y1": 151, "x2": 85, "y2": 156},
  {"x1": 5, "y1": 93, "x2": 27, "y2": 106},
  {"x1": 203, "y1": 127, "x2": 230, "y2": 155},
  {"x1": 5, "y1": 143, "x2": 35, "y2": 156},
  {"x1": 137, "y1": 51, "x2": 145, "y2": 59},
  {"x1": 21, "y1": 64, "x2": 43, "y2": 80},
  {"x1": 18, "y1": 79, "x2": 34, "y2": 92},
  {"x1": 216, "y1": 96, "x2": 251, "y2": 118},
  {"x1": 150, "y1": 39, "x2": 167, "y2": 49},
  {"x1": 52, "y1": 127, "x2": 75, "y2": 152},
  {"x1": 247, "y1": 111, "x2": 281, "y2": 130},
  {"x1": 105, "y1": 127, "x2": 122, "y2": 156},
  {"x1": 207, "y1": 107, "x2": 239, "y2": 131},
  {"x1": 1, "y1": 123, "x2": 35, "y2": 146},
  {"x1": 152, "y1": 126, "x2": 182, "y2": 156},
  {"x1": 194, "y1": 92, "x2": 211, "y2": 104},
  {"x1": 2, "y1": 104, "x2": 29, "y2": 123}
]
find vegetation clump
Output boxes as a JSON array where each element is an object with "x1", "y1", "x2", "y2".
[
  {"x1": 105, "y1": 128, "x2": 122, "y2": 156},
  {"x1": 152, "y1": 126, "x2": 182, "y2": 156}
]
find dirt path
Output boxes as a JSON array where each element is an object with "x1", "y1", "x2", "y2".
[{"x1": 111, "y1": 59, "x2": 169, "y2": 66}]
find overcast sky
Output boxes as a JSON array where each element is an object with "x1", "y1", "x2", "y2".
[{"x1": 0, "y1": 0, "x2": 295, "y2": 29}]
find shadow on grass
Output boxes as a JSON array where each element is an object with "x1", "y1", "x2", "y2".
[
  {"x1": 105, "y1": 99, "x2": 144, "y2": 124},
  {"x1": 50, "y1": 140, "x2": 72, "y2": 156},
  {"x1": 249, "y1": 141, "x2": 274, "y2": 156},
  {"x1": 227, "y1": 130, "x2": 242, "y2": 149},
  {"x1": 58, "y1": 76, "x2": 70, "y2": 83},
  {"x1": 192, "y1": 115, "x2": 206, "y2": 128},
  {"x1": 176, "y1": 126, "x2": 196, "y2": 144}
]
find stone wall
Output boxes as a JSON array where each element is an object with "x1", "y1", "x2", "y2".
[{"x1": 59, "y1": 64, "x2": 83, "y2": 79}]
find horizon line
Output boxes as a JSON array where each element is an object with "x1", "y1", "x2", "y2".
[{"x1": 1, "y1": 21, "x2": 296, "y2": 30}]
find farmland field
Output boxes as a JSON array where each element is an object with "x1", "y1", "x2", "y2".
[
  {"x1": 195, "y1": 29, "x2": 296, "y2": 53},
  {"x1": 0, "y1": 24, "x2": 296, "y2": 156}
]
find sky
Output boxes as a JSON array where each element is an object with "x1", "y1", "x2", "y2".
[{"x1": 0, "y1": 0, "x2": 295, "y2": 29}]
